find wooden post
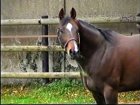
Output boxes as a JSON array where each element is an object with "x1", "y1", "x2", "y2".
[{"x1": 42, "y1": 16, "x2": 49, "y2": 84}]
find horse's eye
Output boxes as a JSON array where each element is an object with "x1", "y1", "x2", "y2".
[
  {"x1": 57, "y1": 28, "x2": 64, "y2": 36},
  {"x1": 60, "y1": 30, "x2": 64, "y2": 33}
]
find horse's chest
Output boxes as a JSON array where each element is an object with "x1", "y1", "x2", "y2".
[
  {"x1": 80, "y1": 44, "x2": 120, "y2": 90},
  {"x1": 87, "y1": 46, "x2": 116, "y2": 73},
  {"x1": 82, "y1": 62, "x2": 107, "y2": 91},
  {"x1": 84, "y1": 75, "x2": 105, "y2": 92},
  {"x1": 82, "y1": 48, "x2": 118, "y2": 90},
  {"x1": 84, "y1": 76, "x2": 96, "y2": 91}
]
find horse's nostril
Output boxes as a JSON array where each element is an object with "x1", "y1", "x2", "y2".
[
  {"x1": 70, "y1": 49, "x2": 75, "y2": 54},
  {"x1": 69, "y1": 49, "x2": 74, "y2": 56},
  {"x1": 69, "y1": 49, "x2": 80, "y2": 59},
  {"x1": 70, "y1": 49, "x2": 72, "y2": 53},
  {"x1": 73, "y1": 51, "x2": 78, "y2": 56}
]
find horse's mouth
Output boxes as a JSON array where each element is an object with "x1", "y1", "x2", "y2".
[{"x1": 67, "y1": 49, "x2": 80, "y2": 60}]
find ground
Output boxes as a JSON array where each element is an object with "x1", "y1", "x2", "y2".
[{"x1": 1, "y1": 79, "x2": 140, "y2": 104}]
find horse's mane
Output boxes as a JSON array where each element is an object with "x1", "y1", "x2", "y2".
[
  {"x1": 97, "y1": 28, "x2": 116, "y2": 43},
  {"x1": 79, "y1": 20, "x2": 117, "y2": 43}
]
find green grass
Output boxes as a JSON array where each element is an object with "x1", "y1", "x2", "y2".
[
  {"x1": 1, "y1": 79, "x2": 94, "y2": 104},
  {"x1": 1, "y1": 79, "x2": 140, "y2": 104}
]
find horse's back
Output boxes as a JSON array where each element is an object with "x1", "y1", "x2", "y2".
[{"x1": 117, "y1": 34, "x2": 140, "y2": 55}]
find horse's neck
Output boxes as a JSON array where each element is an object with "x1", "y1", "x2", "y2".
[
  {"x1": 78, "y1": 20, "x2": 105, "y2": 47},
  {"x1": 78, "y1": 20, "x2": 105, "y2": 57}
]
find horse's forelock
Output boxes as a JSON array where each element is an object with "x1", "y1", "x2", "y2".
[{"x1": 60, "y1": 16, "x2": 71, "y2": 26}]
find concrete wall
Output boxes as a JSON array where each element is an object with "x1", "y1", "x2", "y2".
[
  {"x1": 66, "y1": 0, "x2": 140, "y2": 17},
  {"x1": 1, "y1": 0, "x2": 64, "y2": 19},
  {"x1": 1, "y1": 0, "x2": 140, "y2": 85},
  {"x1": 2, "y1": 0, "x2": 140, "y2": 34},
  {"x1": 66, "y1": 0, "x2": 140, "y2": 34}
]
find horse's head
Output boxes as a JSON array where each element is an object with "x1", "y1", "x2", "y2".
[{"x1": 57, "y1": 8, "x2": 80, "y2": 59}]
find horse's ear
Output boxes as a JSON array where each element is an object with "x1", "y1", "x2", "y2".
[
  {"x1": 70, "y1": 8, "x2": 76, "y2": 19},
  {"x1": 59, "y1": 8, "x2": 65, "y2": 20}
]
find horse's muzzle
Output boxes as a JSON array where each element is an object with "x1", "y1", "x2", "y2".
[{"x1": 69, "y1": 50, "x2": 80, "y2": 59}]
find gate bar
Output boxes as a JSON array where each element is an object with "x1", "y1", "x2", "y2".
[
  {"x1": 1, "y1": 17, "x2": 140, "y2": 25},
  {"x1": 1, "y1": 45, "x2": 64, "y2": 52},
  {"x1": 1, "y1": 35, "x2": 57, "y2": 39},
  {"x1": 1, "y1": 72, "x2": 82, "y2": 78}
]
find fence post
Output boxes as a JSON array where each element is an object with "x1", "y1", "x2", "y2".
[{"x1": 41, "y1": 16, "x2": 49, "y2": 84}]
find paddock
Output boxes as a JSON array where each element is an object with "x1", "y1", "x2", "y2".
[{"x1": 1, "y1": 0, "x2": 140, "y2": 104}]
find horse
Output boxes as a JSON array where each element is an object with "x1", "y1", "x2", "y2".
[{"x1": 57, "y1": 8, "x2": 140, "y2": 104}]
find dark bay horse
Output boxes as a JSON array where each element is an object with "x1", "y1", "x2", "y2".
[{"x1": 57, "y1": 8, "x2": 140, "y2": 104}]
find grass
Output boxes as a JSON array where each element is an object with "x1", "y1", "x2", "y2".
[{"x1": 1, "y1": 79, "x2": 140, "y2": 104}]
